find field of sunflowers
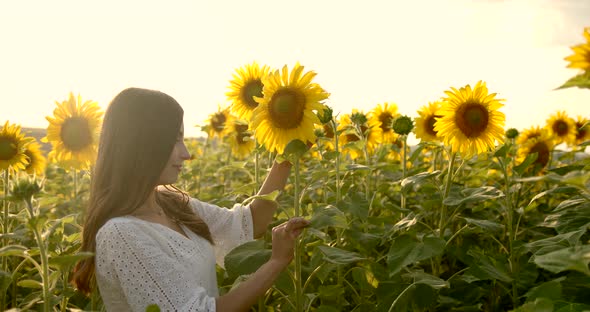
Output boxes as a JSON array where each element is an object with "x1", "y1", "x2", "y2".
[{"x1": 1, "y1": 28, "x2": 589, "y2": 312}]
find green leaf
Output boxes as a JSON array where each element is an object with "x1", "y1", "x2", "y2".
[
  {"x1": 494, "y1": 144, "x2": 509, "y2": 158},
  {"x1": 400, "y1": 171, "x2": 440, "y2": 194},
  {"x1": 512, "y1": 298, "x2": 554, "y2": 312},
  {"x1": 49, "y1": 252, "x2": 94, "y2": 269},
  {"x1": 463, "y1": 217, "x2": 504, "y2": 233},
  {"x1": 387, "y1": 235, "x2": 445, "y2": 276},
  {"x1": 533, "y1": 245, "x2": 590, "y2": 276},
  {"x1": 556, "y1": 72, "x2": 590, "y2": 90},
  {"x1": 402, "y1": 271, "x2": 449, "y2": 289},
  {"x1": 549, "y1": 165, "x2": 586, "y2": 176},
  {"x1": 17, "y1": 279, "x2": 42, "y2": 289},
  {"x1": 466, "y1": 249, "x2": 513, "y2": 283},
  {"x1": 145, "y1": 304, "x2": 161, "y2": 312},
  {"x1": 310, "y1": 205, "x2": 348, "y2": 229},
  {"x1": 345, "y1": 164, "x2": 371, "y2": 171},
  {"x1": 0, "y1": 270, "x2": 12, "y2": 297},
  {"x1": 224, "y1": 240, "x2": 271, "y2": 279},
  {"x1": 524, "y1": 277, "x2": 565, "y2": 302},
  {"x1": 0, "y1": 245, "x2": 27, "y2": 257},
  {"x1": 316, "y1": 245, "x2": 366, "y2": 265},
  {"x1": 554, "y1": 303, "x2": 590, "y2": 312},
  {"x1": 283, "y1": 139, "x2": 310, "y2": 159},
  {"x1": 443, "y1": 186, "x2": 504, "y2": 206},
  {"x1": 240, "y1": 190, "x2": 280, "y2": 206},
  {"x1": 513, "y1": 152, "x2": 538, "y2": 176}
]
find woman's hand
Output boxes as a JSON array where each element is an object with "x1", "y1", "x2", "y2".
[{"x1": 270, "y1": 217, "x2": 310, "y2": 266}]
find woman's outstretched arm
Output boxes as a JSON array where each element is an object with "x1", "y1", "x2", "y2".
[{"x1": 250, "y1": 160, "x2": 292, "y2": 238}]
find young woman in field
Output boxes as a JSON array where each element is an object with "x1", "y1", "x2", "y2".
[{"x1": 72, "y1": 87, "x2": 308, "y2": 311}]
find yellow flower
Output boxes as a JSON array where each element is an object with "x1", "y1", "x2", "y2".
[
  {"x1": 545, "y1": 111, "x2": 576, "y2": 146},
  {"x1": 251, "y1": 63, "x2": 329, "y2": 154},
  {"x1": 0, "y1": 121, "x2": 33, "y2": 171},
  {"x1": 517, "y1": 128, "x2": 554, "y2": 173},
  {"x1": 44, "y1": 93, "x2": 103, "y2": 170},
  {"x1": 226, "y1": 62, "x2": 271, "y2": 121},
  {"x1": 205, "y1": 105, "x2": 231, "y2": 139},
  {"x1": 23, "y1": 140, "x2": 47, "y2": 175},
  {"x1": 337, "y1": 111, "x2": 378, "y2": 160},
  {"x1": 574, "y1": 116, "x2": 590, "y2": 146},
  {"x1": 516, "y1": 126, "x2": 546, "y2": 146},
  {"x1": 224, "y1": 118, "x2": 255, "y2": 159},
  {"x1": 564, "y1": 27, "x2": 590, "y2": 72},
  {"x1": 414, "y1": 101, "x2": 442, "y2": 143},
  {"x1": 368, "y1": 102, "x2": 400, "y2": 144},
  {"x1": 434, "y1": 81, "x2": 506, "y2": 158}
]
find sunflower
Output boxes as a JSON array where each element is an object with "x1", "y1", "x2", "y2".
[
  {"x1": 516, "y1": 126, "x2": 545, "y2": 146},
  {"x1": 434, "y1": 81, "x2": 506, "y2": 158},
  {"x1": 23, "y1": 139, "x2": 47, "y2": 175},
  {"x1": 564, "y1": 27, "x2": 590, "y2": 72},
  {"x1": 226, "y1": 62, "x2": 271, "y2": 121},
  {"x1": 0, "y1": 121, "x2": 33, "y2": 171},
  {"x1": 224, "y1": 118, "x2": 255, "y2": 159},
  {"x1": 574, "y1": 116, "x2": 590, "y2": 146},
  {"x1": 545, "y1": 111, "x2": 576, "y2": 146},
  {"x1": 337, "y1": 111, "x2": 379, "y2": 160},
  {"x1": 414, "y1": 101, "x2": 442, "y2": 143},
  {"x1": 517, "y1": 128, "x2": 554, "y2": 173},
  {"x1": 368, "y1": 102, "x2": 400, "y2": 144},
  {"x1": 251, "y1": 63, "x2": 329, "y2": 154},
  {"x1": 205, "y1": 105, "x2": 231, "y2": 139},
  {"x1": 44, "y1": 93, "x2": 103, "y2": 170}
]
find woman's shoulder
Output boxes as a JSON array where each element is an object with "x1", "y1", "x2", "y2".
[{"x1": 96, "y1": 216, "x2": 144, "y2": 241}]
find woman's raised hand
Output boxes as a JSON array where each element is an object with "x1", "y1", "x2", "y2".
[{"x1": 270, "y1": 217, "x2": 310, "y2": 266}]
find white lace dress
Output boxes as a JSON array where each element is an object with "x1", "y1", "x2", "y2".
[{"x1": 95, "y1": 198, "x2": 254, "y2": 312}]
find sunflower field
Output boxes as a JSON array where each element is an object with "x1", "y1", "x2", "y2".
[{"x1": 1, "y1": 28, "x2": 590, "y2": 312}]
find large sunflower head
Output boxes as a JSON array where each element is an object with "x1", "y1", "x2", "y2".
[
  {"x1": 574, "y1": 115, "x2": 590, "y2": 146},
  {"x1": 368, "y1": 102, "x2": 400, "y2": 144},
  {"x1": 251, "y1": 63, "x2": 329, "y2": 154},
  {"x1": 545, "y1": 111, "x2": 576, "y2": 146},
  {"x1": 434, "y1": 81, "x2": 506, "y2": 158},
  {"x1": 517, "y1": 128, "x2": 554, "y2": 174},
  {"x1": 205, "y1": 105, "x2": 231, "y2": 139},
  {"x1": 224, "y1": 118, "x2": 255, "y2": 159},
  {"x1": 414, "y1": 101, "x2": 443, "y2": 143},
  {"x1": 43, "y1": 93, "x2": 103, "y2": 170},
  {"x1": 23, "y1": 139, "x2": 47, "y2": 175},
  {"x1": 226, "y1": 62, "x2": 271, "y2": 121},
  {"x1": 564, "y1": 27, "x2": 590, "y2": 72},
  {"x1": 0, "y1": 121, "x2": 33, "y2": 171}
]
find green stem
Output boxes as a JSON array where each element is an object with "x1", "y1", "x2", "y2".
[
  {"x1": 331, "y1": 120, "x2": 341, "y2": 203},
  {"x1": 501, "y1": 156, "x2": 518, "y2": 307},
  {"x1": 439, "y1": 152, "x2": 456, "y2": 238},
  {"x1": 401, "y1": 135, "x2": 408, "y2": 210},
  {"x1": 73, "y1": 169, "x2": 78, "y2": 200},
  {"x1": 294, "y1": 157, "x2": 303, "y2": 312},
  {"x1": 1, "y1": 169, "x2": 8, "y2": 310},
  {"x1": 25, "y1": 200, "x2": 50, "y2": 312},
  {"x1": 255, "y1": 141, "x2": 260, "y2": 192}
]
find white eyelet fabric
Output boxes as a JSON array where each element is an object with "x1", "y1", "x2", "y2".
[{"x1": 95, "y1": 198, "x2": 254, "y2": 312}]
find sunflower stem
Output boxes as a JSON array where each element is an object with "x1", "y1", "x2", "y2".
[
  {"x1": 255, "y1": 141, "x2": 260, "y2": 192},
  {"x1": 293, "y1": 157, "x2": 303, "y2": 312},
  {"x1": 73, "y1": 169, "x2": 78, "y2": 200},
  {"x1": 24, "y1": 199, "x2": 50, "y2": 312},
  {"x1": 439, "y1": 151, "x2": 456, "y2": 238},
  {"x1": 1, "y1": 169, "x2": 9, "y2": 309},
  {"x1": 330, "y1": 120, "x2": 342, "y2": 203},
  {"x1": 401, "y1": 135, "x2": 408, "y2": 210}
]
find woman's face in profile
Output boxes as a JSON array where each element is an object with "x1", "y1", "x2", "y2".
[{"x1": 158, "y1": 122, "x2": 190, "y2": 185}]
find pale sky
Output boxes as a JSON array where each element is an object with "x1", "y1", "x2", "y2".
[{"x1": 1, "y1": 0, "x2": 589, "y2": 141}]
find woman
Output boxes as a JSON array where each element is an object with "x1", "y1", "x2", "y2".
[{"x1": 73, "y1": 88, "x2": 308, "y2": 311}]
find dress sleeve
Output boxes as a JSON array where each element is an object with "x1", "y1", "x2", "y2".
[
  {"x1": 95, "y1": 221, "x2": 216, "y2": 312},
  {"x1": 189, "y1": 198, "x2": 254, "y2": 266}
]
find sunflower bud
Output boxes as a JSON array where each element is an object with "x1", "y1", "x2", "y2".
[
  {"x1": 10, "y1": 177, "x2": 42, "y2": 203},
  {"x1": 350, "y1": 112, "x2": 368, "y2": 126},
  {"x1": 392, "y1": 115, "x2": 414, "y2": 135},
  {"x1": 314, "y1": 128, "x2": 325, "y2": 138},
  {"x1": 317, "y1": 106, "x2": 334, "y2": 124},
  {"x1": 505, "y1": 128, "x2": 519, "y2": 139}
]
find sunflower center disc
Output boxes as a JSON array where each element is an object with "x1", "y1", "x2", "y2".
[
  {"x1": 553, "y1": 120, "x2": 569, "y2": 136},
  {"x1": 323, "y1": 124, "x2": 334, "y2": 139},
  {"x1": 211, "y1": 113, "x2": 227, "y2": 133},
  {"x1": 243, "y1": 80, "x2": 263, "y2": 109},
  {"x1": 269, "y1": 89, "x2": 305, "y2": 129},
  {"x1": 60, "y1": 117, "x2": 93, "y2": 151},
  {"x1": 379, "y1": 113, "x2": 393, "y2": 132},
  {"x1": 456, "y1": 103, "x2": 489, "y2": 138},
  {"x1": 577, "y1": 124, "x2": 586, "y2": 140},
  {"x1": 530, "y1": 141, "x2": 550, "y2": 168},
  {"x1": 426, "y1": 115, "x2": 439, "y2": 136},
  {"x1": 0, "y1": 138, "x2": 17, "y2": 160}
]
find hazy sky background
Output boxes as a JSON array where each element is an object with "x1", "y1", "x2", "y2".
[{"x1": 1, "y1": 0, "x2": 589, "y2": 141}]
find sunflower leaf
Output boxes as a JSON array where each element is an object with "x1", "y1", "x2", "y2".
[
  {"x1": 556, "y1": 72, "x2": 590, "y2": 90},
  {"x1": 283, "y1": 139, "x2": 310, "y2": 160}
]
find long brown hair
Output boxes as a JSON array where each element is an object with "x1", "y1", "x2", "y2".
[{"x1": 72, "y1": 88, "x2": 212, "y2": 294}]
